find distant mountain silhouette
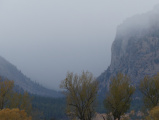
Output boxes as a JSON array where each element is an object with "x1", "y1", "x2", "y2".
[{"x1": 0, "y1": 56, "x2": 61, "y2": 97}]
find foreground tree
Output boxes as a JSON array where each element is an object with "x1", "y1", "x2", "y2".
[
  {"x1": 0, "y1": 77, "x2": 32, "y2": 115},
  {"x1": 0, "y1": 79, "x2": 14, "y2": 109},
  {"x1": 8, "y1": 92, "x2": 32, "y2": 114},
  {"x1": 60, "y1": 71, "x2": 98, "y2": 120},
  {"x1": 0, "y1": 108, "x2": 32, "y2": 120},
  {"x1": 146, "y1": 106, "x2": 159, "y2": 120},
  {"x1": 139, "y1": 74, "x2": 159, "y2": 109},
  {"x1": 104, "y1": 73, "x2": 135, "y2": 120}
]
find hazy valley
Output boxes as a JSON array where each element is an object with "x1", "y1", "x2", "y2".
[{"x1": 1, "y1": 2, "x2": 159, "y2": 120}]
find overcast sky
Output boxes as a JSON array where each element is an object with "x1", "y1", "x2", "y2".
[{"x1": 0, "y1": 0, "x2": 159, "y2": 90}]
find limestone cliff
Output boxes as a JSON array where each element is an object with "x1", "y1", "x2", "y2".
[{"x1": 98, "y1": 6, "x2": 159, "y2": 91}]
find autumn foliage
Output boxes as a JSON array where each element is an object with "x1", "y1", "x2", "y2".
[
  {"x1": 0, "y1": 77, "x2": 32, "y2": 119},
  {"x1": 104, "y1": 73, "x2": 135, "y2": 120},
  {"x1": 139, "y1": 74, "x2": 159, "y2": 109},
  {"x1": 0, "y1": 79, "x2": 14, "y2": 109},
  {"x1": 60, "y1": 71, "x2": 98, "y2": 120},
  {"x1": 0, "y1": 108, "x2": 31, "y2": 120},
  {"x1": 146, "y1": 106, "x2": 159, "y2": 120}
]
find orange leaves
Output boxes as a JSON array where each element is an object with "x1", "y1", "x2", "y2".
[
  {"x1": 0, "y1": 108, "x2": 32, "y2": 120},
  {"x1": 146, "y1": 106, "x2": 159, "y2": 120},
  {"x1": 0, "y1": 77, "x2": 32, "y2": 117}
]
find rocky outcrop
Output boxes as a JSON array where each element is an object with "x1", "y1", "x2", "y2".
[{"x1": 98, "y1": 6, "x2": 159, "y2": 92}]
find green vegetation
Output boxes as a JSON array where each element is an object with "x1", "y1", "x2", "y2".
[{"x1": 32, "y1": 95, "x2": 66, "y2": 120}]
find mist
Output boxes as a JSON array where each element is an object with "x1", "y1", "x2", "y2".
[{"x1": 0, "y1": 0, "x2": 159, "y2": 90}]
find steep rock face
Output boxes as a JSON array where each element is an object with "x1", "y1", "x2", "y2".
[
  {"x1": 0, "y1": 56, "x2": 61, "y2": 97},
  {"x1": 98, "y1": 6, "x2": 159, "y2": 91}
]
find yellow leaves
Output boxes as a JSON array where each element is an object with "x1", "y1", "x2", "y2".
[
  {"x1": 139, "y1": 74, "x2": 159, "y2": 109},
  {"x1": 0, "y1": 78, "x2": 14, "y2": 109},
  {"x1": 60, "y1": 71, "x2": 98, "y2": 120},
  {"x1": 104, "y1": 73, "x2": 135, "y2": 120},
  {"x1": 8, "y1": 92, "x2": 21, "y2": 108},
  {"x1": 20, "y1": 92, "x2": 32, "y2": 114},
  {"x1": 7, "y1": 91, "x2": 32, "y2": 115},
  {"x1": 146, "y1": 106, "x2": 159, "y2": 120},
  {"x1": 0, "y1": 77, "x2": 32, "y2": 117},
  {"x1": 0, "y1": 79, "x2": 14, "y2": 95},
  {"x1": 0, "y1": 108, "x2": 32, "y2": 120}
]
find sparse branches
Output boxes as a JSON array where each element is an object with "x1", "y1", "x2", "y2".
[
  {"x1": 139, "y1": 73, "x2": 159, "y2": 109},
  {"x1": 0, "y1": 77, "x2": 32, "y2": 116},
  {"x1": 60, "y1": 71, "x2": 98, "y2": 120},
  {"x1": 0, "y1": 78, "x2": 14, "y2": 109}
]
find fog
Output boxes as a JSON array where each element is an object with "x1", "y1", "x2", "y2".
[{"x1": 0, "y1": 0, "x2": 159, "y2": 90}]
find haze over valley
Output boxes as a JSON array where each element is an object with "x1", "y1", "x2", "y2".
[
  {"x1": 0, "y1": 0, "x2": 159, "y2": 90},
  {"x1": 1, "y1": 1, "x2": 159, "y2": 120}
]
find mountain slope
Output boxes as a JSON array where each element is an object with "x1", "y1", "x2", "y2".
[
  {"x1": 0, "y1": 56, "x2": 61, "y2": 97},
  {"x1": 98, "y1": 6, "x2": 159, "y2": 92}
]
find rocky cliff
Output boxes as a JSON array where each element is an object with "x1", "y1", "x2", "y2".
[
  {"x1": 98, "y1": 6, "x2": 159, "y2": 92},
  {"x1": 0, "y1": 56, "x2": 61, "y2": 97}
]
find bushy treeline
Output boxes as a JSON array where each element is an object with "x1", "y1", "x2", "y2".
[
  {"x1": 0, "y1": 76, "x2": 67, "y2": 120},
  {"x1": 60, "y1": 71, "x2": 159, "y2": 120},
  {"x1": 0, "y1": 77, "x2": 32, "y2": 119},
  {"x1": 2, "y1": 71, "x2": 159, "y2": 120}
]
